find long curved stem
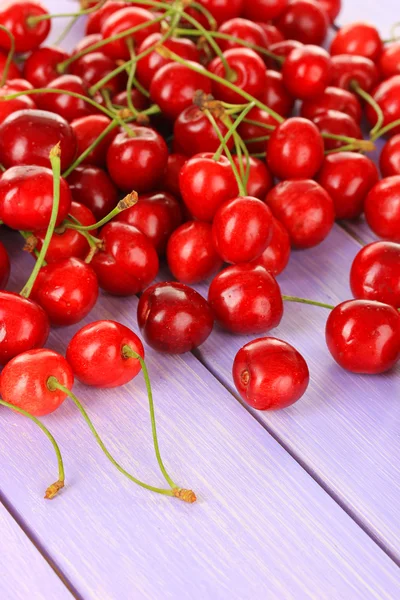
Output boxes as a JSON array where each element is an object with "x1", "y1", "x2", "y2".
[
  {"x1": 65, "y1": 192, "x2": 138, "y2": 232},
  {"x1": 371, "y1": 117, "x2": 400, "y2": 141},
  {"x1": 0, "y1": 26, "x2": 15, "y2": 87},
  {"x1": 351, "y1": 80, "x2": 384, "y2": 138},
  {"x1": 282, "y1": 295, "x2": 334, "y2": 310}
]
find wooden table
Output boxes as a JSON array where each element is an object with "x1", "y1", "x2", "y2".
[{"x1": 1, "y1": 1, "x2": 399, "y2": 598}]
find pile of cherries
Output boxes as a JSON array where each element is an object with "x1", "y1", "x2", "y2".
[{"x1": 0, "y1": 0, "x2": 399, "y2": 501}]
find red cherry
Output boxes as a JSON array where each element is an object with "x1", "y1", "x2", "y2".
[
  {"x1": 186, "y1": 0, "x2": 244, "y2": 27},
  {"x1": 0, "y1": 1, "x2": 50, "y2": 53},
  {"x1": 266, "y1": 117, "x2": 324, "y2": 180},
  {"x1": 317, "y1": 152, "x2": 379, "y2": 220},
  {"x1": 0, "y1": 349, "x2": 73, "y2": 416},
  {"x1": 276, "y1": 0, "x2": 329, "y2": 46},
  {"x1": 233, "y1": 337, "x2": 309, "y2": 410},
  {"x1": 243, "y1": 0, "x2": 289, "y2": 21},
  {"x1": 92, "y1": 222, "x2": 159, "y2": 296},
  {"x1": 0, "y1": 240, "x2": 10, "y2": 288},
  {"x1": 208, "y1": 263, "x2": 283, "y2": 334},
  {"x1": 313, "y1": 109, "x2": 362, "y2": 151},
  {"x1": 233, "y1": 156, "x2": 273, "y2": 199},
  {"x1": 300, "y1": 85, "x2": 362, "y2": 123},
  {"x1": 167, "y1": 221, "x2": 222, "y2": 284},
  {"x1": 266, "y1": 39, "x2": 303, "y2": 69},
  {"x1": 164, "y1": 153, "x2": 187, "y2": 199},
  {"x1": 0, "y1": 88, "x2": 36, "y2": 125},
  {"x1": 256, "y1": 23, "x2": 284, "y2": 48},
  {"x1": 330, "y1": 54, "x2": 379, "y2": 91},
  {"x1": 106, "y1": 125, "x2": 168, "y2": 192},
  {"x1": 331, "y1": 22, "x2": 382, "y2": 63},
  {"x1": 2, "y1": 78, "x2": 33, "y2": 92},
  {"x1": 0, "y1": 109, "x2": 77, "y2": 171},
  {"x1": 0, "y1": 292, "x2": 50, "y2": 365},
  {"x1": 208, "y1": 48, "x2": 266, "y2": 104},
  {"x1": 217, "y1": 18, "x2": 269, "y2": 53},
  {"x1": 150, "y1": 61, "x2": 212, "y2": 121},
  {"x1": 250, "y1": 216, "x2": 291, "y2": 275},
  {"x1": 85, "y1": 1, "x2": 129, "y2": 35},
  {"x1": 365, "y1": 76, "x2": 400, "y2": 137},
  {"x1": 380, "y1": 135, "x2": 400, "y2": 177},
  {"x1": 71, "y1": 115, "x2": 117, "y2": 167},
  {"x1": 260, "y1": 69, "x2": 295, "y2": 116},
  {"x1": 365, "y1": 176, "x2": 400, "y2": 242},
  {"x1": 0, "y1": 165, "x2": 72, "y2": 231},
  {"x1": 101, "y1": 7, "x2": 161, "y2": 60},
  {"x1": 379, "y1": 42, "x2": 400, "y2": 79},
  {"x1": 36, "y1": 75, "x2": 93, "y2": 122},
  {"x1": 213, "y1": 196, "x2": 273, "y2": 264},
  {"x1": 282, "y1": 45, "x2": 331, "y2": 99},
  {"x1": 316, "y1": 0, "x2": 341, "y2": 22},
  {"x1": 173, "y1": 105, "x2": 233, "y2": 157},
  {"x1": 265, "y1": 179, "x2": 334, "y2": 248},
  {"x1": 112, "y1": 89, "x2": 149, "y2": 112},
  {"x1": 0, "y1": 50, "x2": 20, "y2": 82},
  {"x1": 237, "y1": 110, "x2": 279, "y2": 154},
  {"x1": 66, "y1": 320, "x2": 144, "y2": 388},
  {"x1": 325, "y1": 300, "x2": 400, "y2": 374},
  {"x1": 67, "y1": 165, "x2": 118, "y2": 221},
  {"x1": 73, "y1": 34, "x2": 102, "y2": 55},
  {"x1": 350, "y1": 241, "x2": 400, "y2": 308},
  {"x1": 114, "y1": 191, "x2": 182, "y2": 255},
  {"x1": 70, "y1": 52, "x2": 124, "y2": 95},
  {"x1": 23, "y1": 46, "x2": 69, "y2": 88}
]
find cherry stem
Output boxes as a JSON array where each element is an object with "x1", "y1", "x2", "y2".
[
  {"x1": 20, "y1": 144, "x2": 61, "y2": 299},
  {"x1": 27, "y1": 0, "x2": 106, "y2": 24},
  {"x1": 65, "y1": 191, "x2": 139, "y2": 231},
  {"x1": 351, "y1": 80, "x2": 384, "y2": 138},
  {"x1": 282, "y1": 295, "x2": 334, "y2": 310},
  {"x1": 371, "y1": 117, "x2": 400, "y2": 141},
  {"x1": 216, "y1": 101, "x2": 255, "y2": 159},
  {"x1": 241, "y1": 118, "x2": 275, "y2": 130},
  {"x1": 0, "y1": 399, "x2": 65, "y2": 499},
  {"x1": 19, "y1": 230, "x2": 42, "y2": 260},
  {"x1": 235, "y1": 134, "x2": 251, "y2": 189},
  {"x1": 321, "y1": 132, "x2": 375, "y2": 152},
  {"x1": 0, "y1": 26, "x2": 15, "y2": 88},
  {"x1": 126, "y1": 39, "x2": 139, "y2": 118}
]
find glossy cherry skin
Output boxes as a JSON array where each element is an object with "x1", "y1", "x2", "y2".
[
  {"x1": 350, "y1": 242, "x2": 400, "y2": 308},
  {"x1": 330, "y1": 54, "x2": 379, "y2": 92},
  {"x1": 380, "y1": 135, "x2": 400, "y2": 177},
  {"x1": 233, "y1": 156, "x2": 273, "y2": 200},
  {"x1": 0, "y1": 241, "x2": 10, "y2": 289},
  {"x1": 282, "y1": 45, "x2": 331, "y2": 99},
  {"x1": 0, "y1": 50, "x2": 20, "y2": 82},
  {"x1": 213, "y1": 196, "x2": 273, "y2": 264},
  {"x1": 137, "y1": 282, "x2": 214, "y2": 354},
  {"x1": 173, "y1": 105, "x2": 233, "y2": 157},
  {"x1": 317, "y1": 0, "x2": 341, "y2": 21},
  {"x1": 0, "y1": 109, "x2": 77, "y2": 171},
  {"x1": 325, "y1": 300, "x2": 400, "y2": 374},
  {"x1": 92, "y1": 222, "x2": 159, "y2": 296},
  {"x1": 73, "y1": 33, "x2": 102, "y2": 55},
  {"x1": 66, "y1": 320, "x2": 144, "y2": 388},
  {"x1": 364, "y1": 176, "x2": 400, "y2": 242},
  {"x1": 136, "y1": 33, "x2": 200, "y2": 90},
  {"x1": 265, "y1": 180, "x2": 334, "y2": 248},
  {"x1": 150, "y1": 61, "x2": 212, "y2": 121},
  {"x1": 208, "y1": 264, "x2": 283, "y2": 335},
  {"x1": 187, "y1": 0, "x2": 244, "y2": 26},
  {"x1": 266, "y1": 117, "x2": 324, "y2": 180},
  {"x1": 208, "y1": 48, "x2": 266, "y2": 104},
  {"x1": 366, "y1": 76, "x2": 400, "y2": 137},
  {"x1": 300, "y1": 86, "x2": 362, "y2": 123},
  {"x1": 71, "y1": 115, "x2": 117, "y2": 167},
  {"x1": 217, "y1": 18, "x2": 269, "y2": 53},
  {"x1": 0, "y1": 292, "x2": 50, "y2": 365},
  {"x1": 243, "y1": 0, "x2": 288, "y2": 21},
  {"x1": 164, "y1": 153, "x2": 187, "y2": 199},
  {"x1": 330, "y1": 22, "x2": 382, "y2": 63},
  {"x1": 36, "y1": 75, "x2": 92, "y2": 122},
  {"x1": 70, "y1": 52, "x2": 124, "y2": 95},
  {"x1": 266, "y1": 39, "x2": 303, "y2": 70},
  {"x1": 114, "y1": 191, "x2": 182, "y2": 255},
  {"x1": 256, "y1": 23, "x2": 284, "y2": 48},
  {"x1": 86, "y1": 1, "x2": 129, "y2": 35},
  {"x1": 23, "y1": 46, "x2": 69, "y2": 88},
  {"x1": 250, "y1": 217, "x2": 291, "y2": 276},
  {"x1": 0, "y1": 88, "x2": 36, "y2": 125},
  {"x1": 276, "y1": 0, "x2": 329, "y2": 46},
  {"x1": 379, "y1": 43, "x2": 400, "y2": 79},
  {"x1": 179, "y1": 153, "x2": 238, "y2": 222},
  {"x1": 101, "y1": 7, "x2": 161, "y2": 60},
  {"x1": 67, "y1": 165, "x2": 118, "y2": 221},
  {"x1": 0, "y1": 166, "x2": 72, "y2": 231},
  {"x1": 313, "y1": 110, "x2": 362, "y2": 151},
  {"x1": 167, "y1": 221, "x2": 222, "y2": 284},
  {"x1": 317, "y1": 152, "x2": 378, "y2": 220},
  {"x1": 0, "y1": 1, "x2": 50, "y2": 53},
  {"x1": 233, "y1": 337, "x2": 309, "y2": 411},
  {"x1": 2, "y1": 78, "x2": 34, "y2": 92},
  {"x1": 111, "y1": 89, "x2": 149, "y2": 113},
  {"x1": 0, "y1": 349, "x2": 74, "y2": 416}
]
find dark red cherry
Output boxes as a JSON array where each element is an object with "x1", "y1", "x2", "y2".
[
  {"x1": 73, "y1": 33, "x2": 102, "y2": 55},
  {"x1": 300, "y1": 86, "x2": 362, "y2": 123},
  {"x1": 208, "y1": 48, "x2": 266, "y2": 104},
  {"x1": 70, "y1": 52, "x2": 124, "y2": 95},
  {"x1": 71, "y1": 115, "x2": 117, "y2": 167},
  {"x1": 250, "y1": 217, "x2": 291, "y2": 275},
  {"x1": 233, "y1": 337, "x2": 309, "y2": 410},
  {"x1": 85, "y1": 1, "x2": 129, "y2": 35},
  {"x1": 101, "y1": 7, "x2": 161, "y2": 60},
  {"x1": 208, "y1": 264, "x2": 283, "y2": 334},
  {"x1": 0, "y1": 88, "x2": 36, "y2": 125},
  {"x1": 36, "y1": 75, "x2": 93, "y2": 122},
  {"x1": 0, "y1": 50, "x2": 20, "y2": 82},
  {"x1": 217, "y1": 18, "x2": 269, "y2": 53},
  {"x1": 0, "y1": 1, "x2": 50, "y2": 53},
  {"x1": 0, "y1": 240, "x2": 10, "y2": 289},
  {"x1": 313, "y1": 109, "x2": 362, "y2": 151},
  {"x1": 379, "y1": 42, "x2": 400, "y2": 79},
  {"x1": 330, "y1": 54, "x2": 379, "y2": 91},
  {"x1": 256, "y1": 23, "x2": 284, "y2": 48},
  {"x1": 164, "y1": 153, "x2": 187, "y2": 199},
  {"x1": 276, "y1": 0, "x2": 329, "y2": 46},
  {"x1": 364, "y1": 176, "x2": 400, "y2": 242},
  {"x1": 380, "y1": 135, "x2": 400, "y2": 177},
  {"x1": 237, "y1": 108, "x2": 280, "y2": 154},
  {"x1": 23, "y1": 46, "x2": 69, "y2": 88},
  {"x1": 243, "y1": 0, "x2": 289, "y2": 21},
  {"x1": 365, "y1": 76, "x2": 400, "y2": 137},
  {"x1": 111, "y1": 89, "x2": 149, "y2": 113},
  {"x1": 260, "y1": 69, "x2": 295, "y2": 116},
  {"x1": 187, "y1": 0, "x2": 244, "y2": 26},
  {"x1": 266, "y1": 39, "x2": 303, "y2": 69},
  {"x1": 330, "y1": 22, "x2": 382, "y2": 63},
  {"x1": 233, "y1": 156, "x2": 273, "y2": 200},
  {"x1": 317, "y1": 0, "x2": 341, "y2": 21},
  {"x1": 137, "y1": 281, "x2": 214, "y2": 354},
  {"x1": 173, "y1": 105, "x2": 233, "y2": 156},
  {"x1": 67, "y1": 165, "x2": 118, "y2": 221},
  {"x1": 282, "y1": 45, "x2": 331, "y2": 99},
  {"x1": 325, "y1": 300, "x2": 400, "y2": 374}
]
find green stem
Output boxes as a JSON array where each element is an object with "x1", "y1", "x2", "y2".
[
  {"x1": 216, "y1": 101, "x2": 255, "y2": 160},
  {"x1": 371, "y1": 117, "x2": 400, "y2": 141},
  {"x1": 0, "y1": 26, "x2": 15, "y2": 87},
  {"x1": 244, "y1": 135, "x2": 271, "y2": 144},
  {"x1": 236, "y1": 134, "x2": 251, "y2": 189},
  {"x1": 241, "y1": 118, "x2": 276, "y2": 130},
  {"x1": 321, "y1": 132, "x2": 375, "y2": 152},
  {"x1": 126, "y1": 39, "x2": 139, "y2": 118},
  {"x1": 282, "y1": 295, "x2": 334, "y2": 310},
  {"x1": 19, "y1": 231, "x2": 42, "y2": 260},
  {"x1": 351, "y1": 80, "x2": 384, "y2": 138},
  {"x1": 65, "y1": 192, "x2": 138, "y2": 231},
  {"x1": 27, "y1": 0, "x2": 105, "y2": 23}
]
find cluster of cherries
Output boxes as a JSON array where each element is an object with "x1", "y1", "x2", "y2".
[{"x1": 0, "y1": 0, "x2": 399, "y2": 500}]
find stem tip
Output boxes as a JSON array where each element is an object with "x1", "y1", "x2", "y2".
[
  {"x1": 118, "y1": 191, "x2": 139, "y2": 211},
  {"x1": 50, "y1": 142, "x2": 61, "y2": 159},
  {"x1": 173, "y1": 488, "x2": 197, "y2": 503},
  {"x1": 45, "y1": 479, "x2": 65, "y2": 499}
]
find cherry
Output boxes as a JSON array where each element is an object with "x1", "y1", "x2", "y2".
[
  {"x1": 313, "y1": 110, "x2": 362, "y2": 150},
  {"x1": 0, "y1": 50, "x2": 20, "y2": 82},
  {"x1": 191, "y1": 0, "x2": 244, "y2": 25},
  {"x1": 70, "y1": 52, "x2": 124, "y2": 95},
  {"x1": 106, "y1": 125, "x2": 168, "y2": 192},
  {"x1": 317, "y1": 152, "x2": 379, "y2": 220},
  {"x1": 0, "y1": 88, "x2": 36, "y2": 125},
  {"x1": 250, "y1": 216, "x2": 291, "y2": 275},
  {"x1": 173, "y1": 105, "x2": 233, "y2": 157},
  {"x1": 0, "y1": 240, "x2": 10, "y2": 289},
  {"x1": 243, "y1": 0, "x2": 289, "y2": 21},
  {"x1": 213, "y1": 196, "x2": 273, "y2": 264},
  {"x1": 380, "y1": 135, "x2": 400, "y2": 177},
  {"x1": 379, "y1": 42, "x2": 400, "y2": 79},
  {"x1": 325, "y1": 300, "x2": 400, "y2": 374},
  {"x1": 71, "y1": 115, "x2": 117, "y2": 168},
  {"x1": 255, "y1": 23, "x2": 284, "y2": 48},
  {"x1": 179, "y1": 153, "x2": 238, "y2": 222},
  {"x1": 73, "y1": 33, "x2": 102, "y2": 55},
  {"x1": 111, "y1": 89, "x2": 148, "y2": 112},
  {"x1": 330, "y1": 54, "x2": 379, "y2": 92},
  {"x1": 114, "y1": 191, "x2": 182, "y2": 255},
  {"x1": 276, "y1": 0, "x2": 329, "y2": 46},
  {"x1": 91, "y1": 221, "x2": 159, "y2": 296},
  {"x1": 350, "y1": 242, "x2": 400, "y2": 308},
  {"x1": 23, "y1": 46, "x2": 70, "y2": 88},
  {"x1": 137, "y1": 281, "x2": 213, "y2": 354},
  {"x1": 208, "y1": 264, "x2": 283, "y2": 334},
  {"x1": 67, "y1": 165, "x2": 118, "y2": 221},
  {"x1": 364, "y1": 176, "x2": 400, "y2": 242},
  {"x1": 150, "y1": 61, "x2": 212, "y2": 121},
  {"x1": 208, "y1": 48, "x2": 266, "y2": 104},
  {"x1": 316, "y1": 0, "x2": 341, "y2": 21},
  {"x1": 216, "y1": 18, "x2": 269, "y2": 53},
  {"x1": 330, "y1": 22, "x2": 382, "y2": 63},
  {"x1": 265, "y1": 179, "x2": 334, "y2": 248},
  {"x1": 2, "y1": 79, "x2": 34, "y2": 92},
  {"x1": 85, "y1": 1, "x2": 129, "y2": 35},
  {"x1": 36, "y1": 75, "x2": 93, "y2": 122},
  {"x1": 233, "y1": 337, "x2": 309, "y2": 410},
  {"x1": 266, "y1": 117, "x2": 324, "y2": 180},
  {"x1": 0, "y1": 1, "x2": 50, "y2": 53},
  {"x1": 0, "y1": 165, "x2": 72, "y2": 231},
  {"x1": 136, "y1": 33, "x2": 200, "y2": 90},
  {"x1": 167, "y1": 221, "x2": 222, "y2": 284},
  {"x1": 282, "y1": 45, "x2": 331, "y2": 99},
  {"x1": 66, "y1": 320, "x2": 144, "y2": 388},
  {"x1": 0, "y1": 349, "x2": 73, "y2": 416},
  {"x1": 164, "y1": 153, "x2": 187, "y2": 199},
  {"x1": 266, "y1": 39, "x2": 303, "y2": 69},
  {"x1": 101, "y1": 7, "x2": 161, "y2": 60},
  {"x1": 0, "y1": 109, "x2": 77, "y2": 171},
  {"x1": 232, "y1": 156, "x2": 273, "y2": 199},
  {"x1": 365, "y1": 76, "x2": 400, "y2": 137},
  {"x1": 0, "y1": 292, "x2": 50, "y2": 365},
  {"x1": 300, "y1": 86, "x2": 362, "y2": 123}
]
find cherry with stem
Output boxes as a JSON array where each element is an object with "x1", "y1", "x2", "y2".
[
  {"x1": 351, "y1": 80, "x2": 384, "y2": 139},
  {"x1": 64, "y1": 191, "x2": 138, "y2": 233}
]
